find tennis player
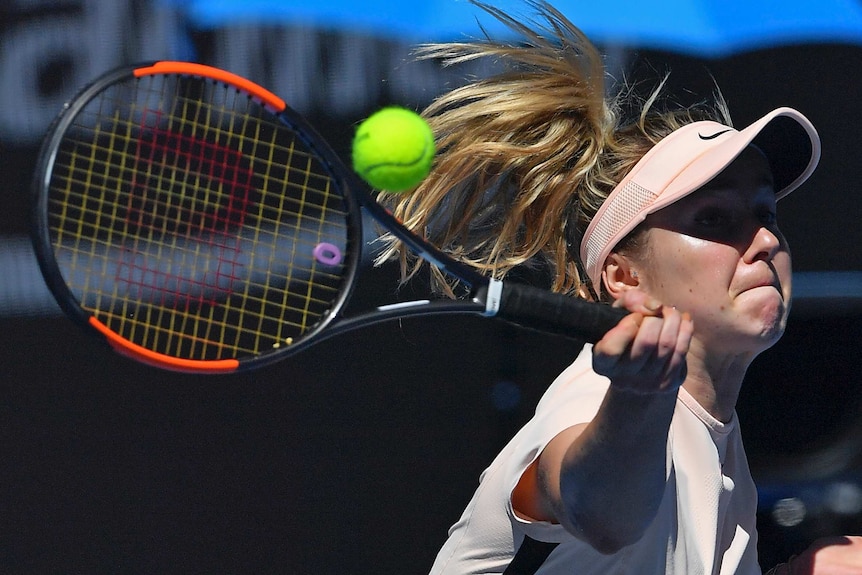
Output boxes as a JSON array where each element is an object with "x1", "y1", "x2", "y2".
[{"x1": 379, "y1": 2, "x2": 862, "y2": 573}]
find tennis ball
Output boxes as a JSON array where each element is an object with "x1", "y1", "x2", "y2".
[{"x1": 352, "y1": 107, "x2": 435, "y2": 192}]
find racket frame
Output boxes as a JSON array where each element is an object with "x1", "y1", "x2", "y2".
[{"x1": 31, "y1": 61, "x2": 493, "y2": 373}]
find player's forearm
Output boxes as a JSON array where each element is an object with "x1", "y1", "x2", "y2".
[{"x1": 556, "y1": 386, "x2": 677, "y2": 554}]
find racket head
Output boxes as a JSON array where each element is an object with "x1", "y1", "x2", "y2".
[{"x1": 31, "y1": 61, "x2": 363, "y2": 373}]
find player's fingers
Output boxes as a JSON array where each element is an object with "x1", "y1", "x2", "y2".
[
  {"x1": 618, "y1": 311, "x2": 677, "y2": 384},
  {"x1": 655, "y1": 307, "x2": 683, "y2": 361},
  {"x1": 595, "y1": 312, "x2": 666, "y2": 380},
  {"x1": 594, "y1": 311, "x2": 642, "y2": 355},
  {"x1": 592, "y1": 311, "x2": 643, "y2": 372},
  {"x1": 596, "y1": 289, "x2": 663, "y2": 368},
  {"x1": 656, "y1": 311, "x2": 693, "y2": 391},
  {"x1": 599, "y1": 307, "x2": 692, "y2": 393},
  {"x1": 629, "y1": 311, "x2": 668, "y2": 364}
]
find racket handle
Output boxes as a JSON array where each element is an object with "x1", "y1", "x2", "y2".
[{"x1": 493, "y1": 282, "x2": 628, "y2": 343}]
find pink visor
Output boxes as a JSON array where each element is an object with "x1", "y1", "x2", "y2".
[{"x1": 579, "y1": 107, "x2": 821, "y2": 290}]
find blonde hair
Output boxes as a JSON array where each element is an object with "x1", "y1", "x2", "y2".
[{"x1": 376, "y1": 0, "x2": 731, "y2": 298}]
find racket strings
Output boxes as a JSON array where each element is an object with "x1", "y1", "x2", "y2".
[{"x1": 47, "y1": 73, "x2": 352, "y2": 360}]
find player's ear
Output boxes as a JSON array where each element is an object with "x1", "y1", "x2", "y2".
[{"x1": 600, "y1": 252, "x2": 640, "y2": 302}]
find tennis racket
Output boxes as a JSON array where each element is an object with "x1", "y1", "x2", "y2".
[{"x1": 31, "y1": 61, "x2": 626, "y2": 374}]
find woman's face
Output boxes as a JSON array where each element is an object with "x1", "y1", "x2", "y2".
[{"x1": 629, "y1": 146, "x2": 792, "y2": 354}]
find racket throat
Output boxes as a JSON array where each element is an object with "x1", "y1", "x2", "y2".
[{"x1": 479, "y1": 278, "x2": 504, "y2": 317}]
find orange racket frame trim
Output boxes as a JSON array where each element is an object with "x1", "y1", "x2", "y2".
[
  {"x1": 89, "y1": 317, "x2": 241, "y2": 373},
  {"x1": 134, "y1": 61, "x2": 288, "y2": 112}
]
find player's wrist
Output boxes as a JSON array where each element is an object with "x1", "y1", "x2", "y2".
[
  {"x1": 606, "y1": 375, "x2": 683, "y2": 398},
  {"x1": 600, "y1": 384, "x2": 678, "y2": 430}
]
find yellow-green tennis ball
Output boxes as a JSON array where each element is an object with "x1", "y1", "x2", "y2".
[{"x1": 352, "y1": 107, "x2": 435, "y2": 192}]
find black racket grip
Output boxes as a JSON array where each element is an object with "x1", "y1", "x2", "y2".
[{"x1": 494, "y1": 282, "x2": 628, "y2": 343}]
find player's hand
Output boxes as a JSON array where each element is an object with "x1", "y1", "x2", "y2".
[{"x1": 592, "y1": 289, "x2": 693, "y2": 395}]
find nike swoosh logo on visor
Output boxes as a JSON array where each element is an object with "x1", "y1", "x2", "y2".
[{"x1": 698, "y1": 129, "x2": 733, "y2": 140}]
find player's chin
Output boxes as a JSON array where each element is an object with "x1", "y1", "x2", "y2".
[
  {"x1": 754, "y1": 305, "x2": 790, "y2": 347},
  {"x1": 737, "y1": 290, "x2": 790, "y2": 345},
  {"x1": 756, "y1": 315, "x2": 787, "y2": 346}
]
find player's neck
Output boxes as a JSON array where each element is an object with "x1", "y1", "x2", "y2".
[{"x1": 681, "y1": 344, "x2": 752, "y2": 423}]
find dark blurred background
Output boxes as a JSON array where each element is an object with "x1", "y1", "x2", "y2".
[{"x1": 1, "y1": 1, "x2": 861, "y2": 573}]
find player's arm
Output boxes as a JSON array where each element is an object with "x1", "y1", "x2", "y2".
[{"x1": 513, "y1": 291, "x2": 692, "y2": 553}]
